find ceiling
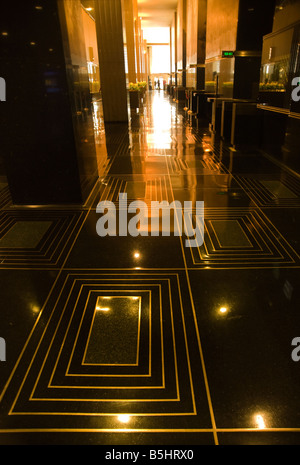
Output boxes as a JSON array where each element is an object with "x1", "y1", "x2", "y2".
[
  {"x1": 80, "y1": 0, "x2": 177, "y2": 30},
  {"x1": 137, "y1": 0, "x2": 177, "y2": 28}
]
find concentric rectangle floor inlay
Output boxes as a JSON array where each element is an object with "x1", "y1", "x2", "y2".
[
  {"x1": 0, "y1": 184, "x2": 12, "y2": 210},
  {"x1": 0, "y1": 270, "x2": 212, "y2": 432},
  {"x1": 83, "y1": 296, "x2": 141, "y2": 365},
  {"x1": 94, "y1": 175, "x2": 172, "y2": 206},
  {"x1": 183, "y1": 207, "x2": 299, "y2": 268},
  {"x1": 167, "y1": 157, "x2": 228, "y2": 174},
  {"x1": 261, "y1": 180, "x2": 298, "y2": 199},
  {"x1": 0, "y1": 210, "x2": 87, "y2": 268},
  {"x1": 64, "y1": 290, "x2": 152, "y2": 379},
  {"x1": 209, "y1": 219, "x2": 252, "y2": 248},
  {"x1": 235, "y1": 174, "x2": 300, "y2": 208},
  {"x1": 0, "y1": 221, "x2": 52, "y2": 248}
]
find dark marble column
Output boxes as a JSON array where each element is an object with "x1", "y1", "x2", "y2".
[
  {"x1": 177, "y1": 0, "x2": 187, "y2": 88},
  {"x1": 123, "y1": 0, "x2": 137, "y2": 84},
  {"x1": 0, "y1": 0, "x2": 98, "y2": 205},
  {"x1": 233, "y1": 0, "x2": 276, "y2": 99},
  {"x1": 94, "y1": 0, "x2": 128, "y2": 123},
  {"x1": 197, "y1": 0, "x2": 207, "y2": 90}
]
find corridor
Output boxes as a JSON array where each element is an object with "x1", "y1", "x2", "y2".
[{"x1": 0, "y1": 90, "x2": 300, "y2": 445}]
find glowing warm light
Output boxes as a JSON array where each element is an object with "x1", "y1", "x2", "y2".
[
  {"x1": 31, "y1": 304, "x2": 40, "y2": 314},
  {"x1": 142, "y1": 27, "x2": 170, "y2": 44},
  {"x1": 86, "y1": 7, "x2": 93, "y2": 11},
  {"x1": 131, "y1": 297, "x2": 139, "y2": 300},
  {"x1": 96, "y1": 307, "x2": 110, "y2": 312},
  {"x1": 1, "y1": 32, "x2": 8, "y2": 36},
  {"x1": 255, "y1": 414, "x2": 266, "y2": 429},
  {"x1": 151, "y1": 45, "x2": 170, "y2": 74},
  {"x1": 219, "y1": 306, "x2": 228, "y2": 314},
  {"x1": 146, "y1": 94, "x2": 172, "y2": 149},
  {"x1": 118, "y1": 414, "x2": 130, "y2": 424},
  {"x1": 147, "y1": 132, "x2": 171, "y2": 149},
  {"x1": 134, "y1": 252, "x2": 140, "y2": 258}
]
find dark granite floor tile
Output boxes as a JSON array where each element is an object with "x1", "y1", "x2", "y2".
[{"x1": 188, "y1": 268, "x2": 300, "y2": 430}]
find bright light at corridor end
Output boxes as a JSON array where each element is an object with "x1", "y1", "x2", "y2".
[{"x1": 142, "y1": 27, "x2": 170, "y2": 44}]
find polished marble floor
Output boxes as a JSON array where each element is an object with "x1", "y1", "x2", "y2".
[{"x1": 0, "y1": 91, "x2": 300, "y2": 445}]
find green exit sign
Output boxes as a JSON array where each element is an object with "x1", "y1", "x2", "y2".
[{"x1": 222, "y1": 51, "x2": 235, "y2": 58}]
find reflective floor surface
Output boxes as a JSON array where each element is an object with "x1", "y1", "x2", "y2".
[{"x1": 0, "y1": 91, "x2": 300, "y2": 445}]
